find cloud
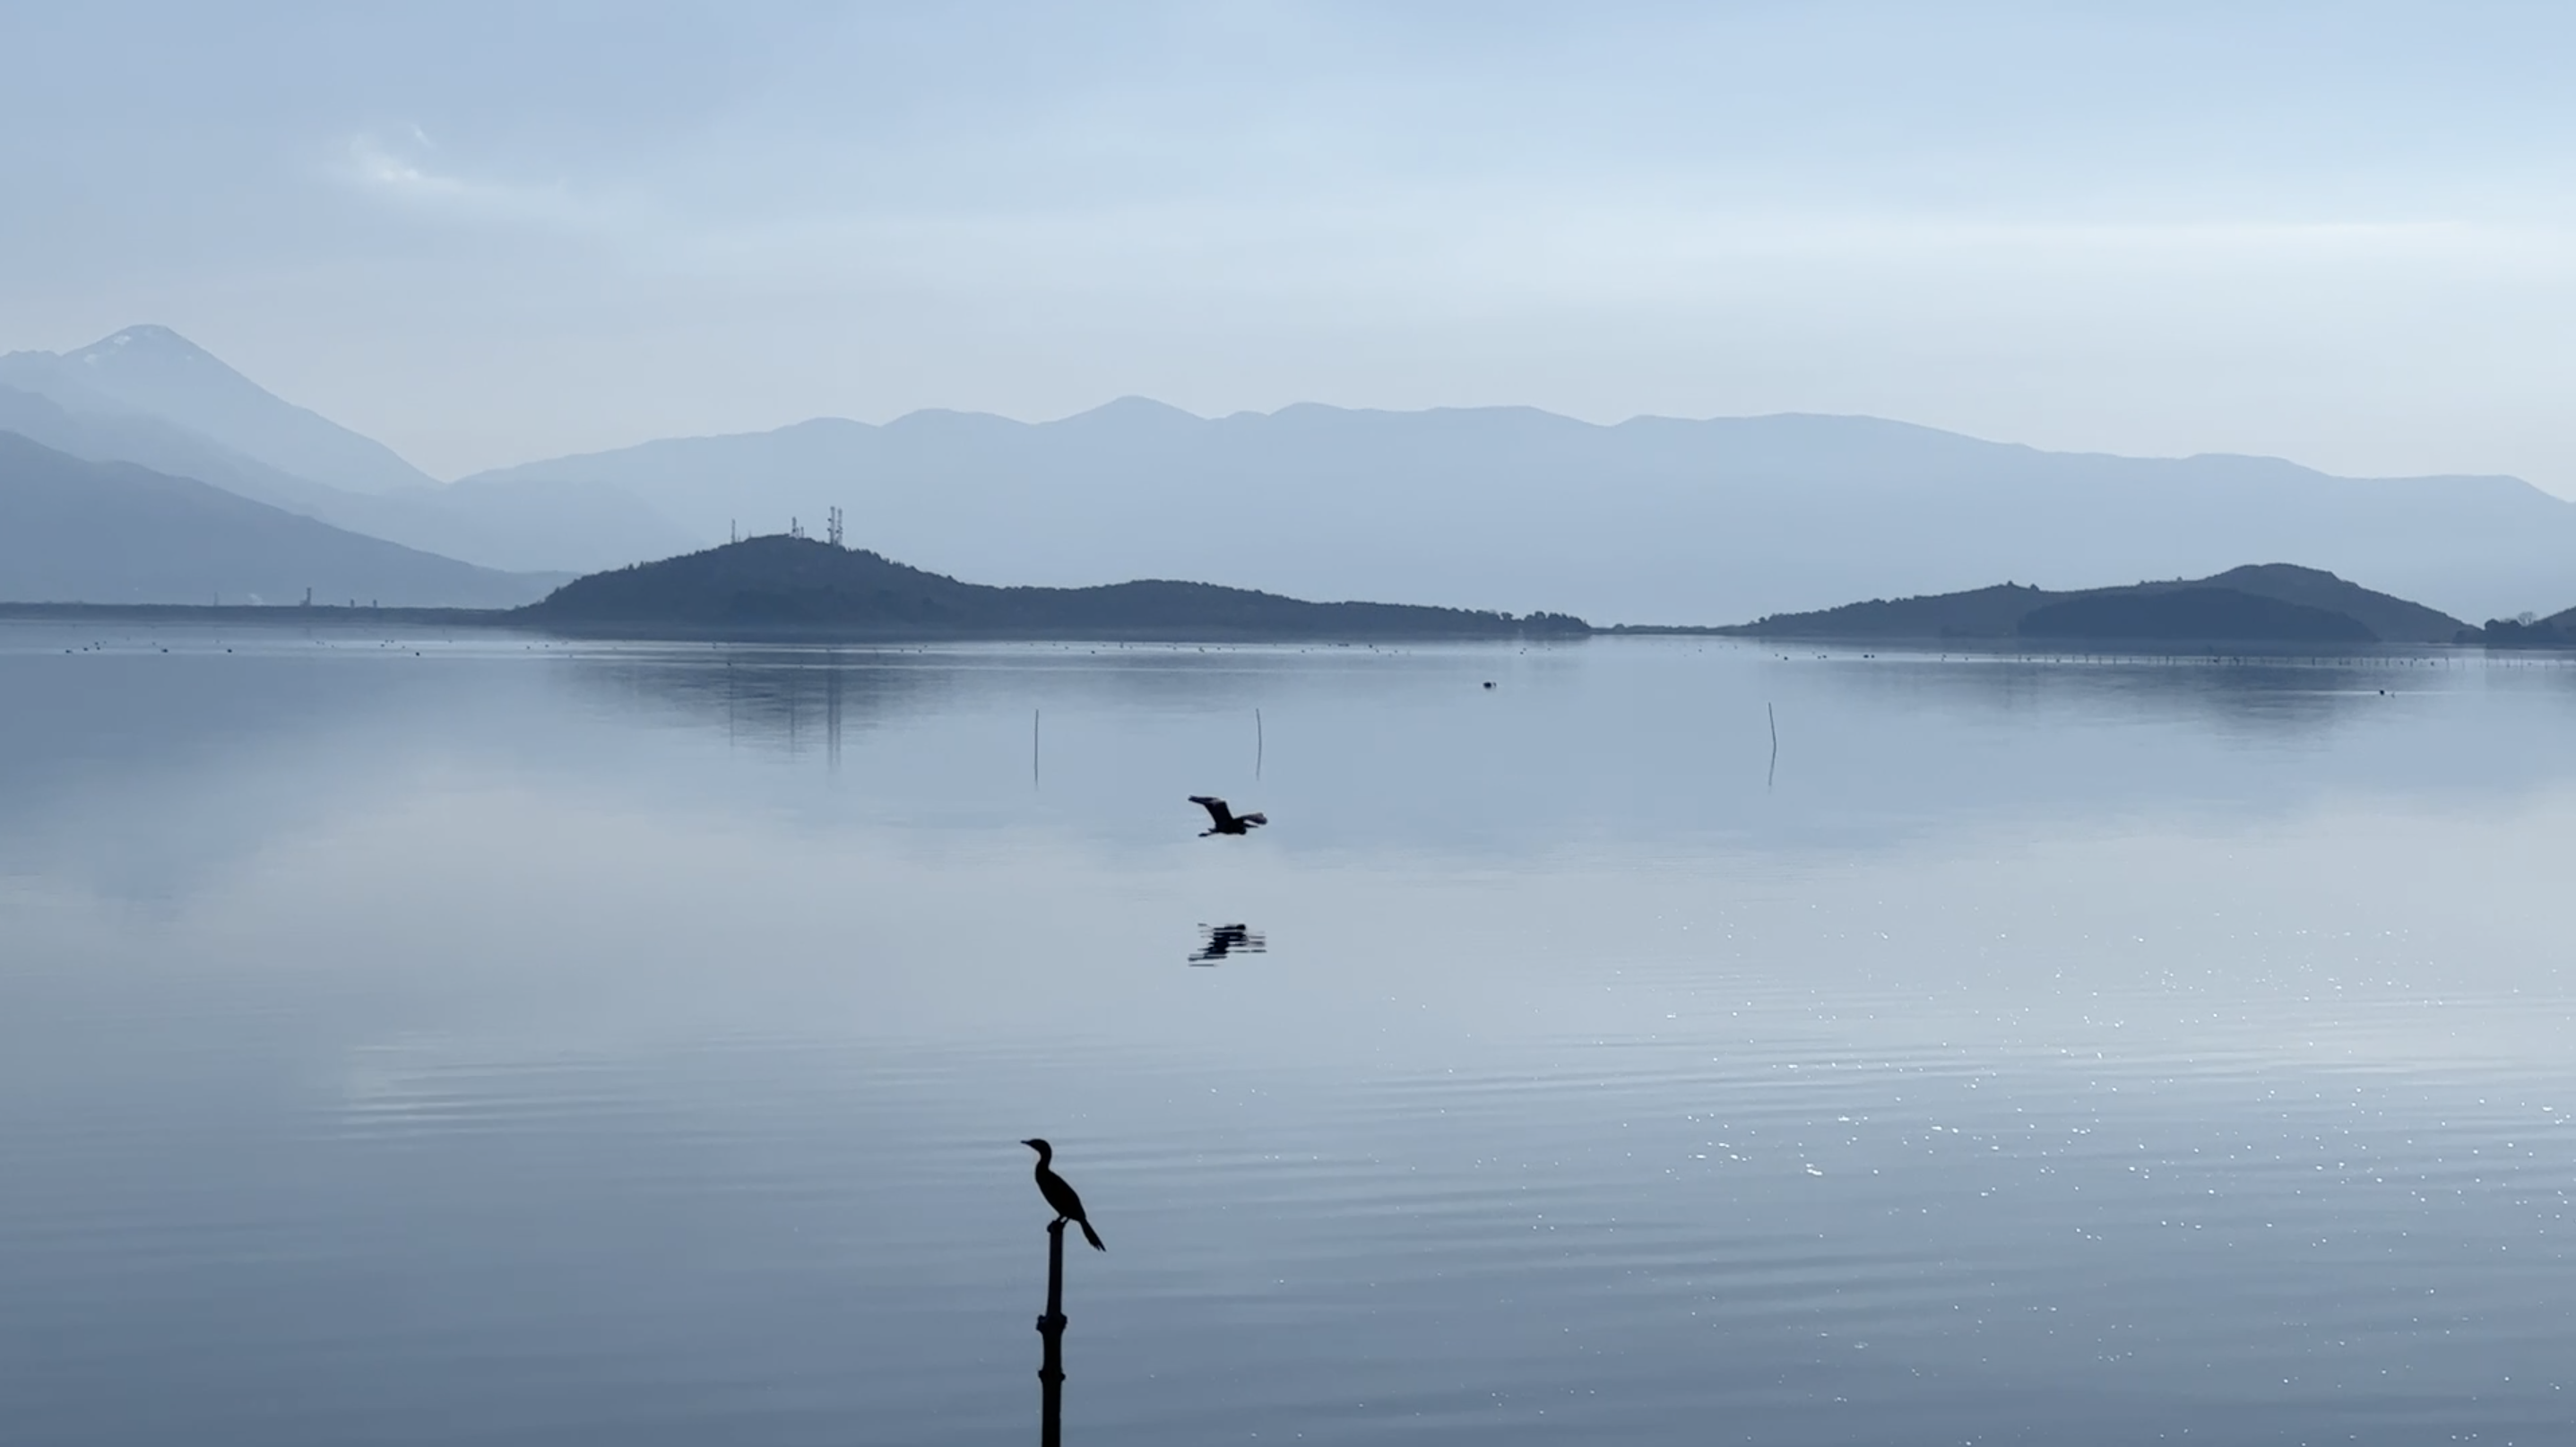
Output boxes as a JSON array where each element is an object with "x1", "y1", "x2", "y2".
[
  {"x1": 337, "y1": 131, "x2": 610, "y2": 232},
  {"x1": 637, "y1": 182, "x2": 2572, "y2": 318}
]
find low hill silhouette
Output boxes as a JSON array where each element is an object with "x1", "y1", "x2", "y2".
[
  {"x1": 2467, "y1": 602, "x2": 2576, "y2": 648},
  {"x1": 2019, "y1": 587, "x2": 2374, "y2": 643},
  {"x1": 522, "y1": 535, "x2": 1590, "y2": 640},
  {"x1": 1719, "y1": 564, "x2": 2465, "y2": 645}
]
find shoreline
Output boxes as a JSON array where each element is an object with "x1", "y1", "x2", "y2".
[
  {"x1": 8, "y1": 604, "x2": 2569, "y2": 653},
  {"x1": 0, "y1": 602, "x2": 1586, "y2": 646}
]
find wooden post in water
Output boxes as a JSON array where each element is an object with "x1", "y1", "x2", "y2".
[{"x1": 1037, "y1": 1217, "x2": 1068, "y2": 1447}]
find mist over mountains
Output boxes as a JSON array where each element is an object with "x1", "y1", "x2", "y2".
[
  {"x1": 0, "y1": 327, "x2": 687, "y2": 576},
  {"x1": 467, "y1": 400, "x2": 2576, "y2": 624},
  {"x1": 1, "y1": 326, "x2": 436, "y2": 495},
  {"x1": 0, "y1": 433, "x2": 552, "y2": 607},
  {"x1": 4, "y1": 325, "x2": 2575, "y2": 621}
]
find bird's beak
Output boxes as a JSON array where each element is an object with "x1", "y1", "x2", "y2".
[{"x1": 1019, "y1": 1139, "x2": 1039, "y2": 1148}]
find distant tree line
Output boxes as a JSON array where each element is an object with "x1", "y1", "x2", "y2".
[{"x1": 2465, "y1": 613, "x2": 2574, "y2": 648}]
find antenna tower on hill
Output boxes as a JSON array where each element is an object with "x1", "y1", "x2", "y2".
[{"x1": 827, "y1": 506, "x2": 844, "y2": 549}]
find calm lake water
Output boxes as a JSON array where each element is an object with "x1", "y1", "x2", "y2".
[{"x1": 3, "y1": 623, "x2": 2573, "y2": 1445}]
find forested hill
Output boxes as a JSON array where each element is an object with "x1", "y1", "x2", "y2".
[
  {"x1": 1719, "y1": 563, "x2": 2467, "y2": 644},
  {"x1": 522, "y1": 535, "x2": 1590, "y2": 640}
]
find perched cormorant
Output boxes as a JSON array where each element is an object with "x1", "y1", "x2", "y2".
[
  {"x1": 1189, "y1": 795, "x2": 1266, "y2": 836},
  {"x1": 1022, "y1": 1139, "x2": 1106, "y2": 1251}
]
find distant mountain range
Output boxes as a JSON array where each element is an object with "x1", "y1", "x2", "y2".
[
  {"x1": 1714, "y1": 564, "x2": 2468, "y2": 644},
  {"x1": 0, "y1": 326, "x2": 689, "y2": 576},
  {"x1": 0, "y1": 433, "x2": 555, "y2": 607},
  {"x1": 527, "y1": 534, "x2": 1586, "y2": 639},
  {"x1": 6, "y1": 324, "x2": 2576, "y2": 622},
  {"x1": 462, "y1": 400, "x2": 2576, "y2": 626},
  {"x1": 0, "y1": 325, "x2": 436, "y2": 494}
]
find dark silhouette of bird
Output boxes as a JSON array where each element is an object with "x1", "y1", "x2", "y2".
[
  {"x1": 1189, "y1": 795, "x2": 1266, "y2": 836},
  {"x1": 1022, "y1": 1139, "x2": 1105, "y2": 1251},
  {"x1": 1189, "y1": 923, "x2": 1266, "y2": 965}
]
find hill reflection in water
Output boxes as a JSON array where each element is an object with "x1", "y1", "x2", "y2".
[{"x1": 5, "y1": 629, "x2": 2575, "y2": 905}]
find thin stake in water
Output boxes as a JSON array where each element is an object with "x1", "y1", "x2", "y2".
[{"x1": 1037, "y1": 1217, "x2": 1067, "y2": 1447}]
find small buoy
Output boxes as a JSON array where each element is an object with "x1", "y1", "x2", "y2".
[{"x1": 1482, "y1": 680, "x2": 1495, "y2": 689}]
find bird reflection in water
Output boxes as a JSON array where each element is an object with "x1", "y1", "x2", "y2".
[{"x1": 1189, "y1": 923, "x2": 1267, "y2": 966}]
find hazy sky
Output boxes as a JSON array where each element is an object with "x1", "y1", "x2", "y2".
[{"x1": 4, "y1": 3, "x2": 2572, "y2": 487}]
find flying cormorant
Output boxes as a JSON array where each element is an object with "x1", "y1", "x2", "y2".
[
  {"x1": 1189, "y1": 795, "x2": 1266, "y2": 836},
  {"x1": 1022, "y1": 1139, "x2": 1106, "y2": 1251}
]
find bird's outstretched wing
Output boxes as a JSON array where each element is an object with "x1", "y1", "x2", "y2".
[{"x1": 1189, "y1": 795, "x2": 1232, "y2": 826}]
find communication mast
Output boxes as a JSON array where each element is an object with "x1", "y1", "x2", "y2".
[{"x1": 827, "y1": 506, "x2": 844, "y2": 549}]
